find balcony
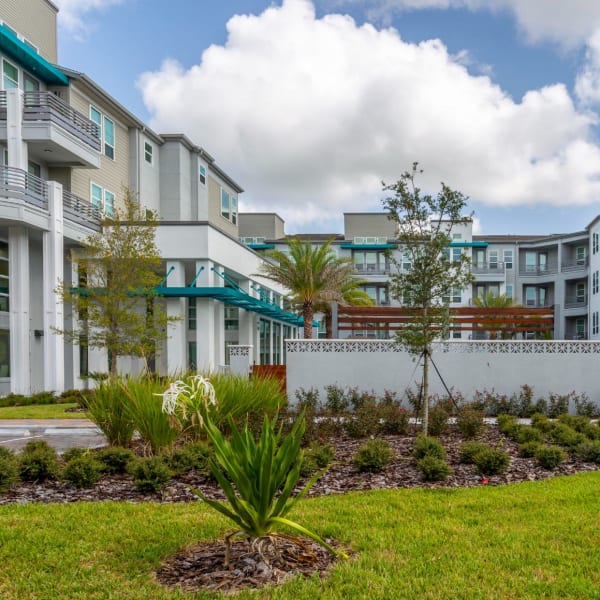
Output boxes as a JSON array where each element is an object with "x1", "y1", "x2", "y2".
[
  {"x1": 564, "y1": 295, "x2": 588, "y2": 310},
  {"x1": 519, "y1": 263, "x2": 558, "y2": 277},
  {"x1": 354, "y1": 263, "x2": 390, "y2": 275},
  {"x1": 0, "y1": 166, "x2": 101, "y2": 231},
  {"x1": 0, "y1": 91, "x2": 101, "y2": 168},
  {"x1": 471, "y1": 262, "x2": 506, "y2": 276},
  {"x1": 561, "y1": 258, "x2": 588, "y2": 273}
]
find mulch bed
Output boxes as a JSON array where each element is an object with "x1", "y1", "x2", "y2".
[{"x1": 3, "y1": 424, "x2": 600, "y2": 595}]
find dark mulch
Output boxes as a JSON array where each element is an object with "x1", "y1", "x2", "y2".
[
  {"x1": 156, "y1": 535, "x2": 347, "y2": 595},
  {"x1": 3, "y1": 424, "x2": 600, "y2": 595}
]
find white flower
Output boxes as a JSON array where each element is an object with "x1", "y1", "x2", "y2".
[{"x1": 160, "y1": 381, "x2": 184, "y2": 415}]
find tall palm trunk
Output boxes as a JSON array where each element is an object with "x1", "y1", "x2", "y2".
[{"x1": 303, "y1": 302, "x2": 314, "y2": 338}]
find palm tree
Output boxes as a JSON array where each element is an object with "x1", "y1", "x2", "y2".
[
  {"x1": 473, "y1": 291, "x2": 520, "y2": 339},
  {"x1": 258, "y1": 237, "x2": 357, "y2": 338}
]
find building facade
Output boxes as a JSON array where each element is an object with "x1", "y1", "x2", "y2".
[
  {"x1": 0, "y1": 0, "x2": 300, "y2": 395},
  {"x1": 239, "y1": 212, "x2": 600, "y2": 341}
]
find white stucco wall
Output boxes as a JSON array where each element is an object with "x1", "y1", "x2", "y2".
[{"x1": 286, "y1": 340, "x2": 600, "y2": 407}]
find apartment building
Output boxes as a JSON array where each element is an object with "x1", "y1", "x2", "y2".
[
  {"x1": 0, "y1": 0, "x2": 300, "y2": 394},
  {"x1": 239, "y1": 211, "x2": 600, "y2": 341}
]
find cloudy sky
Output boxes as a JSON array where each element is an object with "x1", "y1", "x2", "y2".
[{"x1": 55, "y1": 0, "x2": 600, "y2": 236}]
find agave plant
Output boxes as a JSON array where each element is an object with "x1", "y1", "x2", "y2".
[{"x1": 196, "y1": 412, "x2": 343, "y2": 566}]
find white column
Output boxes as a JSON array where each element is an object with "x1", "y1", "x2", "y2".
[
  {"x1": 165, "y1": 260, "x2": 186, "y2": 374},
  {"x1": 195, "y1": 260, "x2": 218, "y2": 371},
  {"x1": 5, "y1": 89, "x2": 27, "y2": 170},
  {"x1": 68, "y1": 256, "x2": 82, "y2": 389},
  {"x1": 9, "y1": 226, "x2": 30, "y2": 394},
  {"x1": 42, "y1": 182, "x2": 64, "y2": 392}
]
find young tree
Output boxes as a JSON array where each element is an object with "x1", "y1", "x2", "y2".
[
  {"x1": 383, "y1": 163, "x2": 474, "y2": 434},
  {"x1": 258, "y1": 237, "x2": 357, "y2": 338},
  {"x1": 56, "y1": 189, "x2": 177, "y2": 376}
]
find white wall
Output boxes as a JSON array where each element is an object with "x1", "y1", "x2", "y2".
[{"x1": 286, "y1": 340, "x2": 600, "y2": 407}]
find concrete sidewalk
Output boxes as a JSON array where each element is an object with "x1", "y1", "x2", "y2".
[{"x1": 0, "y1": 419, "x2": 106, "y2": 453}]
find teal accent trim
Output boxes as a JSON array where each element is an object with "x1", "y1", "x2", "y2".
[
  {"x1": 340, "y1": 243, "x2": 397, "y2": 249},
  {"x1": 188, "y1": 265, "x2": 204, "y2": 287},
  {"x1": 450, "y1": 242, "x2": 488, "y2": 248},
  {"x1": 248, "y1": 243, "x2": 275, "y2": 250},
  {"x1": 0, "y1": 25, "x2": 69, "y2": 85},
  {"x1": 156, "y1": 286, "x2": 303, "y2": 326},
  {"x1": 159, "y1": 265, "x2": 175, "y2": 286}
]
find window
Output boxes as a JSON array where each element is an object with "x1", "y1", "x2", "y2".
[
  {"x1": 2, "y1": 59, "x2": 18, "y2": 89},
  {"x1": 354, "y1": 251, "x2": 386, "y2": 273},
  {"x1": 576, "y1": 246, "x2": 586, "y2": 265},
  {"x1": 576, "y1": 283, "x2": 586, "y2": 303},
  {"x1": 231, "y1": 195, "x2": 238, "y2": 225},
  {"x1": 104, "y1": 191, "x2": 115, "y2": 218},
  {"x1": 188, "y1": 298, "x2": 196, "y2": 330},
  {"x1": 576, "y1": 318, "x2": 585, "y2": 339},
  {"x1": 225, "y1": 307, "x2": 239, "y2": 330},
  {"x1": 489, "y1": 250, "x2": 498, "y2": 269},
  {"x1": 0, "y1": 329, "x2": 9, "y2": 377},
  {"x1": 443, "y1": 287, "x2": 462, "y2": 304},
  {"x1": 90, "y1": 106, "x2": 115, "y2": 159},
  {"x1": 594, "y1": 271, "x2": 599, "y2": 295},
  {"x1": 402, "y1": 253, "x2": 411, "y2": 271},
  {"x1": 24, "y1": 74, "x2": 39, "y2": 92},
  {"x1": 144, "y1": 142, "x2": 153, "y2": 164},
  {"x1": 505, "y1": 284, "x2": 513, "y2": 299},
  {"x1": 452, "y1": 233, "x2": 462, "y2": 240},
  {"x1": 525, "y1": 252, "x2": 536, "y2": 273},
  {"x1": 593, "y1": 312, "x2": 599, "y2": 335},
  {"x1": 525, "y1": 287, "x2": 536, "y2": 307},
  {"x1": 199, "y1": 165, "x2": 206, "y2": 186},
  {"x1": 27, "y1": 161, "x2": 40, "y2": 178},
  {"x1": 594, "y1": 233, "x2": 599, "y2": 255},
  {"x1": 91, "y1": 183, "x2": 115, "y2": 216},
  {"x1": 221, "y1": 189, "x2": 230, "y2": 220},
  {"x1": 188, "y1": 341, "x2": 197, "y2": 371},
  {"x1": 503, "y1": 249, "x2": 513, "y2": 269}
]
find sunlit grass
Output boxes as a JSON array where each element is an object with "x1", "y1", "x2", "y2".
[
  {"x1": 0, "y1": 473, "x2": 599, "y2": 598},
  {"x1": 0, "y1": 403, "x2": 86, "y2": 419}
]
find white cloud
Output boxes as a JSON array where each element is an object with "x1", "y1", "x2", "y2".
[
  {"x1": 576, "y1": 30, "x2": 600, "y2": 106},
  {"x1": 53, "y1": 0, "x2": 127, "y2": 36},
  {"x1": 138, "y1": 0, "x2": 600, "y2": 231},
  {"x1": 331, "y1": 0, "x2": 600, "y2": 47}
]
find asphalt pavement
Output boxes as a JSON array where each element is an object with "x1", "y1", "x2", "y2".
[{"x1": 0, "y1": 419, "x2": 107, "y2": 454}]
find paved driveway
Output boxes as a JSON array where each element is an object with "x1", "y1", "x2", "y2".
[{"x1": 0, "y1": 419, "x2": 106, "y2": 454}]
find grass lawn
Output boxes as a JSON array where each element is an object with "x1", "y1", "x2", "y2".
[
  {"x1": 0, "y1": 403, "x2": 86, "y2": 419},
  {"x1": 1, "y1": 473, "x2": 599, "y2": 599}
]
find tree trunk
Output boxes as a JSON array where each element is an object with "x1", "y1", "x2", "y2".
[
  {"x1": 303, "y1": 303, "x2": 314, "y2": 339},
  {"x1": 422, "y1": 347, "x2": 429, "y2": 436}
]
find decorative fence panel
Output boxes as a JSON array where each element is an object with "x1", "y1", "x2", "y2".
[{"x1": 285, "y1": 340, "x2": 600, "y2": 407}]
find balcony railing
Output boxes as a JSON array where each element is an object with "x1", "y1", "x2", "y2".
[
  {"x1": 561, "y1": 258, "x2": 588, "y2": 272},
  {"x1": 354, "y1": 263, "x2": 389, "y2": 275},
  {"x1": 0, "y1": 91, "x2": 6, "y2": 119},
  {"x1": 564, "y1": 295, "x2": 588, "y2": 309},
  {"x1": 23, "y1": 91, "x2": 101, "y2": 151},
  {"x1": 471, "y1": 262, "x2": 506, "y2": 275},
  {"x1": 520, "y1": 263, "x2": 558, "y2": 276},
  {"x1": 0, "y1": 166, "x2": 48, "y2": 209},
  {"x1": 63, "y1": 190, "x2": 102, "y2": 228}
]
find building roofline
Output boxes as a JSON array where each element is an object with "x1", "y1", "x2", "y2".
[
  {"x1": 45, "y1": 0, "x2": 59, "y2": 12},
  {"x1": 238, "y1": 211, "x2": 286, "y2": 221}
]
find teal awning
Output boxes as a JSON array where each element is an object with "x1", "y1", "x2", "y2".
[
  {"x1": 156, "y1": 286, "x2": 305, "y2": 326},
  {"x1": 247, "y1": 243, "x2": 275, "y2": 250},
  {"x1": 0, "y1": 24, "x2": 69, "y2": 85},
  {"x1": 450, "y1": 242, "x2": 488, "y2": 248},
  {"x1": 340, "y1": 243, "x2": 397, "y2": 250}
]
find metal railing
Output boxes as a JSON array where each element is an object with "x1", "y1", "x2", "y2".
[
  {"x1": 354, "y1": 263, "x2": 389, "y2": 274},
  {"x1": 471, "y1": 262, "x2": 506, "y2": 275},
  {"x1": 519, "y1": 263, "x2": 558, "y2": 276},
  {"x1": 564, "y1": 295, "x2": 588, "y2": 309},
  {"x1": 23, "y1": 91, "x2": 101, "y2": 151},
  {"x1": 0, "y1": 166, "x2": 47, "y2": 209},
  {"x1": 0, "y1": 91, "x2": 6, "y2": 119},
  {"x1": 561, "y1": 258, "x2": 588, "y2": 272},
  {"x1": 63, "y1": 190, "x2": 102, "y2": 229}
]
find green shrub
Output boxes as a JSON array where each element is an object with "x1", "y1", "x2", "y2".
[
  {"x1": 546, "y1": 394, "x2": 570, "y2": 418},
  {"x1": 29, "y1": 391, "x2": 58, "y2": 405},
  {"x1": 518, "y1": 441, "x2": 542, "y2": 458},
  {"x1": 166, "y1": 443, "x2": 213, "y2": 477},
  {"x1": 19, "y1": 440, "x2": 61, "y2": 482},
  {"x1": 377, "y1": 403, "x2": 410, "y2": 435},
  {"x1": 497, "y1": 414, "x2": 518, "y2": 436},
  {"x1": 62, "y1": 447, "x2": 86, "y2": 463},
  {"x1": 353, "y1": 439, "x2": 394, "y2": 473},
  {"x1": 96, "y1": 447, "x2": 136, "y2": 475},
  {"x1": 427, "y1": 403, "x2": 451, "y2": 437},
  {"x1": 63, "y1": 456, "x2": 103, "y2": 488},
  {"x1": 549, "y1": 423, "x2": 585, "y2": 449},
  {"x1": 301, "y1": 441, "x2": 335, "y2": 476},
  {"x1": 413, "y1": 435, "x2": 446, "y2": 461},
  {"x1": 557, "y1": 414, "x2": 591, "y2": 433},
  {"x1": 324, "y1": 384, "x2": 349, "y2": 415},
  {"x1": 535, "y1": 445, "x2": 567, "y2": 469},
  {"x1": 0, "y1": 446, "x2": 15, "y2": 459},
  {"x1": 345, "y1": 402, "x2": 380, "y2": 438},
  {"x1": 130, "y1": 457, "x2": 171, "y2": 492},
  {"x1": 531, "y1": 413, "x2": 552, "y2": 433},
  {"x1": 581, "y1": 423, "x2": 600, "y2": 441},
  {"x1": 294, "y1": 387, "x2": 320, "y2": 412},
  {"x1": 456, "y1": 406, "x2": 484, "y2": 439},
  {"x1": 512, "y1": 425, "x2": 545, "y2": 444},
  {"x1": 84, "y1": 379, "x2": 135, "y2": 447},
  {"x1": 473, "y1": 447, "x2": 510, "y2": 476},
  {"x1": 574, "y1": 394, "x2": 598, "y2": 418},
  {"x1": 418, "y1": 455, "x2": 452, "y2": 481},
  {"x1": 0, "y1": 454, "x2": 19, "y2": 492},
  {"x1": 575, "y1": 440, "x2": 600, "y2": 463},
  {"x1": 458, "y1": 441, "x2": 488, "y2": 464}
]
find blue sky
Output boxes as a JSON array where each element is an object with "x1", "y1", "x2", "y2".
[{"x1": 54, "y1": 0, "x2": 600, "y2": 237}]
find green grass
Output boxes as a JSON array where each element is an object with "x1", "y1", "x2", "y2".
[
  {"x1": 0, "y1": 473, "x2": 600, "y2": 599},
  {"x1": 0, "y1": 403, "x2": 86, "y2": 419}
]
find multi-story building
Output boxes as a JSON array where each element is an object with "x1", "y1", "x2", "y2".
[
  {"x1": 238, "y1": 212, "x2": 600, "y2": 341},
  {"x1": 0, "y1": 0, "x2": 301, "y2": 395}
]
